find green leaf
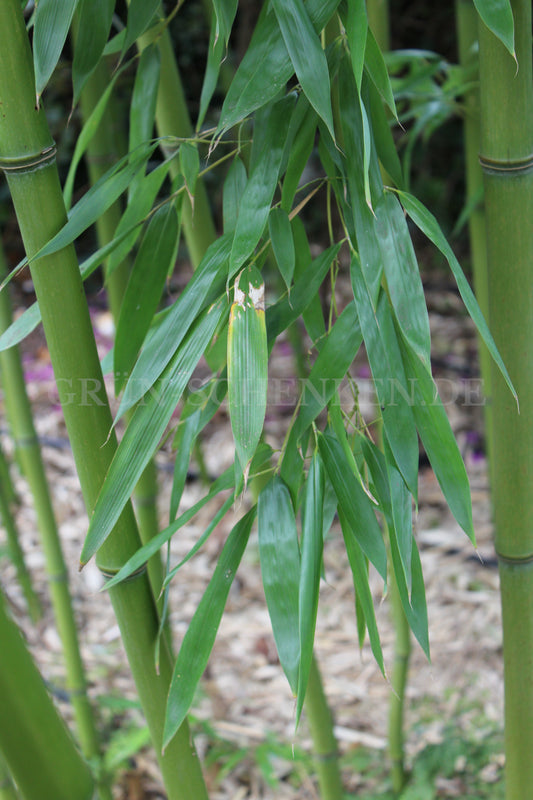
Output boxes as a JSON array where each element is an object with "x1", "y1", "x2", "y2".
[
  {"x1": 33, "y1": 0, "x2": 79, "y2": 102},
  {"x1": 339, "y1": 509, "x2": 384, "y2": 673},
  {"x1": 80, "y1": 301, "x2": 226, "y2": 565},
  {"x1": 163, "y1": 507, "x2": 255, "y2": 750},
  {"x1": 227, "y1": 266, "x2": 268, "y2": 486},
  {"x1": 400, "y1": 337, "x2": 475, "y2": 543},
  {"x1": 0, "y1": 303, "x2": 40, "y2": 352},
  {"x1": 292, "y1": 217, "x2": 326, "y2": 343},
  {"x1": 212, "y1": 0, "x2": 238, "y2": 45},
  {"x1": 296, "y1": 451, "x2": 325, "y2": 725},
  {"x1": 180, "y1": 142, "x2": 200, "y2": 210},
  {"x1": 396, "y1": 189, "x2": 517, "y2": 403},
  {"x1": 376, "y1": 193, "x2": 431, "y2": 367},
  {"x1": 230, "y1": 94, "x2": 295, "y2": 274},
  {"x1": 280, "y1": 101, "x2": 317, "y2": 213},
  {"x1": 364, "y1": 27, "x2": 397, "y2": 118},
  {"x1": 223, "y1": 157, "x2": 248, "y2": 233},
  {"x1": 218, "y1": 0, "x2": 341, "y2": 134},
  {"x1": 129, "y1": 44, "x2": 161, "y2": 197},
  {"x1": 116, "y1": 233, "x2": 232, "y2": 420},
  {"x1": 121, "y1": 0, "x2": 161, "y2": 58},
  {"x1": 269, "y1": 208, "x2": 295, "y2": 293},
  {"x1": 258, "y1": 477, "x2": 301, "y2": 694},
  {"x1": 318, "y1": 432, "x2": 387, "y2": 579},
  {"x1": 272, "y1": 0, "x2": 335, "y2": 141},
  {"x1": 114, "y1": 204, "x2": 178, "y2": 389},
  {"x1": 473, "y1": 0, "x2": 515, "y2": 57},
  {"x1": 198, "y1": 0, "x2": 238, "y2": 127},
  {"x1": 72, "y1": 0, "x2": 114, "y2": 105},
  {"x1": 351, "y1": 257, "x2": 419, "y2": 498},
  {"x1": 345, "y1": 0, "x2": 368, "y2": 90},
  {"x1": 367, "y1": 77, "x2": 404, "y2": 189}
]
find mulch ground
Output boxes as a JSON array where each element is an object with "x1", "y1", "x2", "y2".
[{"x1": 0, "y1": 273, "x2": 504, "y2": 798}]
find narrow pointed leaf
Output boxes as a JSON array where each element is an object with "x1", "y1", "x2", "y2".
[
  {"x1": 364, "y1": 27, "x2": 397, "y2": 117},
  {"x1": 227, "y1": 266, "x2": 268, "y2": 485},
  {"x1": 473, "y1": 0, "x2": 515, "y2": 57},
  {"x1": 280, "y1": 102, "x2": 317, "y2": 213},
  {"x1": 223, "y1": 157, "x2": 247, "y2": 233},
  {"x1": 339, "y1": 510, "x2": 384, "y2": 673},
  {"x1": 33, "y1": 0, "x2": 79, "y2": 101},
  {"x1": 130, "y1": 45, "x2": 161, "y2": 152},
  {"x1": 230, "y1": 94, "x2": 295, "y2": 274},
  {"x1": 180, "y1": 142, "x2": 200, "y2": 209},
  {"x1": 121, "y1": 0, "x2": 161, "y2": 58},
  {"x1": 164, "y1": 507, "x2": 255, "y2": 749},
  {"x1": 296, "y1": 452, "x2": 325, "y2": 725},
  {"x1": 72, "y1": 0, "x2": 114, "y2": 104},
  {"x1": 258, "y1": 478, "x2": 300, "y2": 694},
  {"x1": 345, "y1": 0, "x2": 368, "y2": 90},
  {"x1": 269, "y1": 207, "x2": 295, "y2": 292},
  {"x1": 318, "y1": 432, "x2": 387, "y2": 579},
  {"x1": 80, "y1": 301, "x2": 225, "y2": 565},
  {"x1": 272, "y1": 0, "x2": 335, "y2": 140},
  {"x1": 114, "y1": 204, "x2": 178, "y2": 387},
  {"x1": 396, "y1": 189, "x2": 516, "y2": 403}
]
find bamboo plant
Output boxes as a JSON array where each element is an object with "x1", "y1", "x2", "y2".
[{"x1": 478, "y1": 1, "x2": 533, "y2": 797}]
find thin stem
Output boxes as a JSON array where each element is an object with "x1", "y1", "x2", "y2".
[
  {"x1": 387, "y1": 555, "x2": 411, "y2": 795},
  {"x1": 305, "y1": 655, "x2": 344, "y2": 800}
]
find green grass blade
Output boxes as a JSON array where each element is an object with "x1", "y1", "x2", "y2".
[
  {"x1": 258, "y1": 477, "x2": 301, "y2": 694},
  {"x1": 33, "y1": 0, "x2": 78, "y2": 102},
  {"x1": 296, "y1": 451, "x2": 325, "y2": 726},
  {"x1": 163, "y1": 507, "x2": 255, "y2": 750},
  {"x1": 318, "y1": 432, "x2": 387, "y2": 580},
  {"x1": 114, "y1": 204, "x2": 178, "y2": 389},
  {"x1": 396, "y1": 188, "x2": 517, "y2": 404},
  {"x1": 80, "y1": 301, "x2": 226, "y2": 565},
  {"x1": 272, "y1": 0, "x2": 335, "y2": 141}
]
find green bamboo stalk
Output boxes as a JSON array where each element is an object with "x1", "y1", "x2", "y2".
[
  {"x1": 455, "y1": 0, "x2": 493, "y2": 474},
  {"x1": 0, "y1": 588, "x2": 94, "y2": 800},
  {"x1": 0, "y1": 3, "x2": 208, "y2": 798},
  {"x1": 0, "y1": 424, "x2": 16, "y2": 505},
  {"x1": 137, "y1": 16, "x2": 217, "y2": 267},
  {"x1": 73, "y1": 36, "x2": 166, "y2": 607},
  {"x1": 305, "y1": 655, "x2": 344, "y2": 800},
  {"x1": 0, "y1": 443, "x2": 41, "y2": 621},
  {"x1": 387, "y1": 555, "x2": 410, "y2": 795},
  {"x1": 478, "y1": 2, "x2": 533, "y2": 798},
  {"x1": 0, "y1": 753, "x2": 19, "y2": 800},
  {"x1": 0, "y1": 243, "x2": 105, "y2": 776}
]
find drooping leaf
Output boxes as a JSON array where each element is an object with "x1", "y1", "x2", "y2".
[
  {"x1": 272, "y1": 0, "x2": 335, "y2": 141},
  {"x1": 180, "y1": 142, "x2": 200, "y2": 210},
  {"x1": 318, "y1": 432, "x2": 387, "y2": 579},
  {"x1": 344, "y1": 0, "x2": 368, "y2": 90},
  {"x1": 72, "y1": 0, "x2": 114, "y2": 105},
  {"x1": 230, "y1": 94, "x2": 295, "y2": 275},
  {"x1": 198, "y1": 0, "x2": 239, "y2": 127},
  {"x1": 364, "y1": 27, "x2": 397, "y2": 118},
  {"x1": 80, "y1": 301, "x2": 226, "y2": 565},
  {"x1": 223, "y1": 157, "x2": 248, "y2": 233},
  {"x1": 296, "y1": 451, "x2": 325, "y2": 725},
  {"x1": 292, "y1": 217, "x2": 326, "y2": 344},
  {"x1": 269, "y1": 207, "x2": 295, "y2": 293},
  {"x1": 367, "y1": 77, "x2": 404, "y2": 189},
  {"x1": 339, "y1": 509, "x2": 384, "y2": 673},
  {"x1": 227, "y1": 266, "x2": 268, "y2": 487},
  {"x1": 114, "y1": 204, "x2": 178, "y2": 389},
  {"x1": 163, "y1": 507, "x2": 255, "y2": 749},
  {"x1": 34, "y1": 0, "x2": 79, "y2": 102},
  {"x1": 0, "y1": 303, "x2": 41, "y2": 352},
  {"x1": 258, "y1": 477, "x2": 300, "y2": 694},
  {"x1": 121, "y1": 0, "x2": 161, "y2": 59},
  {"x1": 280, "y1": 101, "x2": 317, "y2": 213},
  {"x1": 129, "y1": 44, "x2": 161, "y2": 197},
  {"x1": 396, "y1": 189, "x2": 517, "y2": 404},
  {"x1": 473, "y1": 0, "x2": 515, "y2": 57}
]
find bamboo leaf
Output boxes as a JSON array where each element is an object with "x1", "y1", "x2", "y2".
[
  {"x1": 180, "y1": 142, "x2": 200, "y2": 210},
  {"x1": 367, "y1": 77, "x2": 404, "y2": 189},
  {"x1": 122, "y1": 0, "x2": 161, "y2": 58},
  {"x1": 345, "y1": 0, "x2": 368, "y2": 90},
  {"x1": 318, "y1": 432, "x2": 387, "y2": 580},
  {"x1": 269, "y1": 207, "x2": 295, "y2": 293},
  {"x1": 258, "y1": 477, "x2": 300, "y2": 694},
  {"x1": 296, "y1": 451, "x2": 325, "y2": 725},
  {"x1": 230, "y1": 94, "x2": 295, "y2": 274},
  {"x1": 292, "y1": 217, "x2": 326, "y2": 343},
  {"x1": 130, "y1": 45, "x2": 161, "y2": 151},
  {"x1": 271, "y1": 0, "x2": 335, "y2": 141},
  {"x1": 116, "y1": 234, "x2": 232, "y2": 420},
  {"x1": 33, "y1": 0, "x2": 79, "y2": 102},
  {"x1": 114, "y1": 204, "x2": 178, "y2": 389},
  {"x1": 163, "y1": 507, "x2": 255, "y2": 749},
  {"x1": 72, "y1": 0, "x2": 114, "y2": 105},
  {"x1": 227, "y1": 266, "x2": 268, "y2": 486},
  {"x1": 212, "y1": 0, "x2": 238, "y2": 45},
  {"x1": 223, "y1": 157, "x2": 247, "y2": 233},
  {"x1": 80, "y1": 301, "x2": 226, "y2": 565},
  {"x1": 473, "y1": 0, "x2": 515, "y2": 57},
  {"x1": 280, "y1": 102, "x2": 317, "y2": 213},
  {"x1": 364, "y1": 27, "x2": 397, "y2": 118},
  {"x1": 399, "y1": 336, "x2": 475, "y2": 544},
  {"x1": 351, "y1": 256, "x2": 419, "y2": 498},
  {"x1": 198, "y1": 15, "x2": 225, "y2": 129},
  {"x1": 0, "y1": 302, "x2": 40, "y2": 351},
  {"x1": 396, "y1": 189, "x2": 517, "y2": 403},
  {"x1": 218, "y1": 0, "x2": 341, "y2": 134},
  {"x1": 339, "y1": 509, "x2": 384, "y2": 673}
]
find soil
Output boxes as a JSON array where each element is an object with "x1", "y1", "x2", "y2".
[{"x1": 0, "y1": 273, "x2": 503, "y2": 799}]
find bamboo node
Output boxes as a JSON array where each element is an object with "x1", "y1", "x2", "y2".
[
  {"x1": 0, "y1": 145, "x2": 57, "y2": 173},
  {"x1": 478, "y1": 153, "x2": 533, "y2": 175},
  {"x1": 98, "y1": 564, "x2": 148, "y2": 582}
]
